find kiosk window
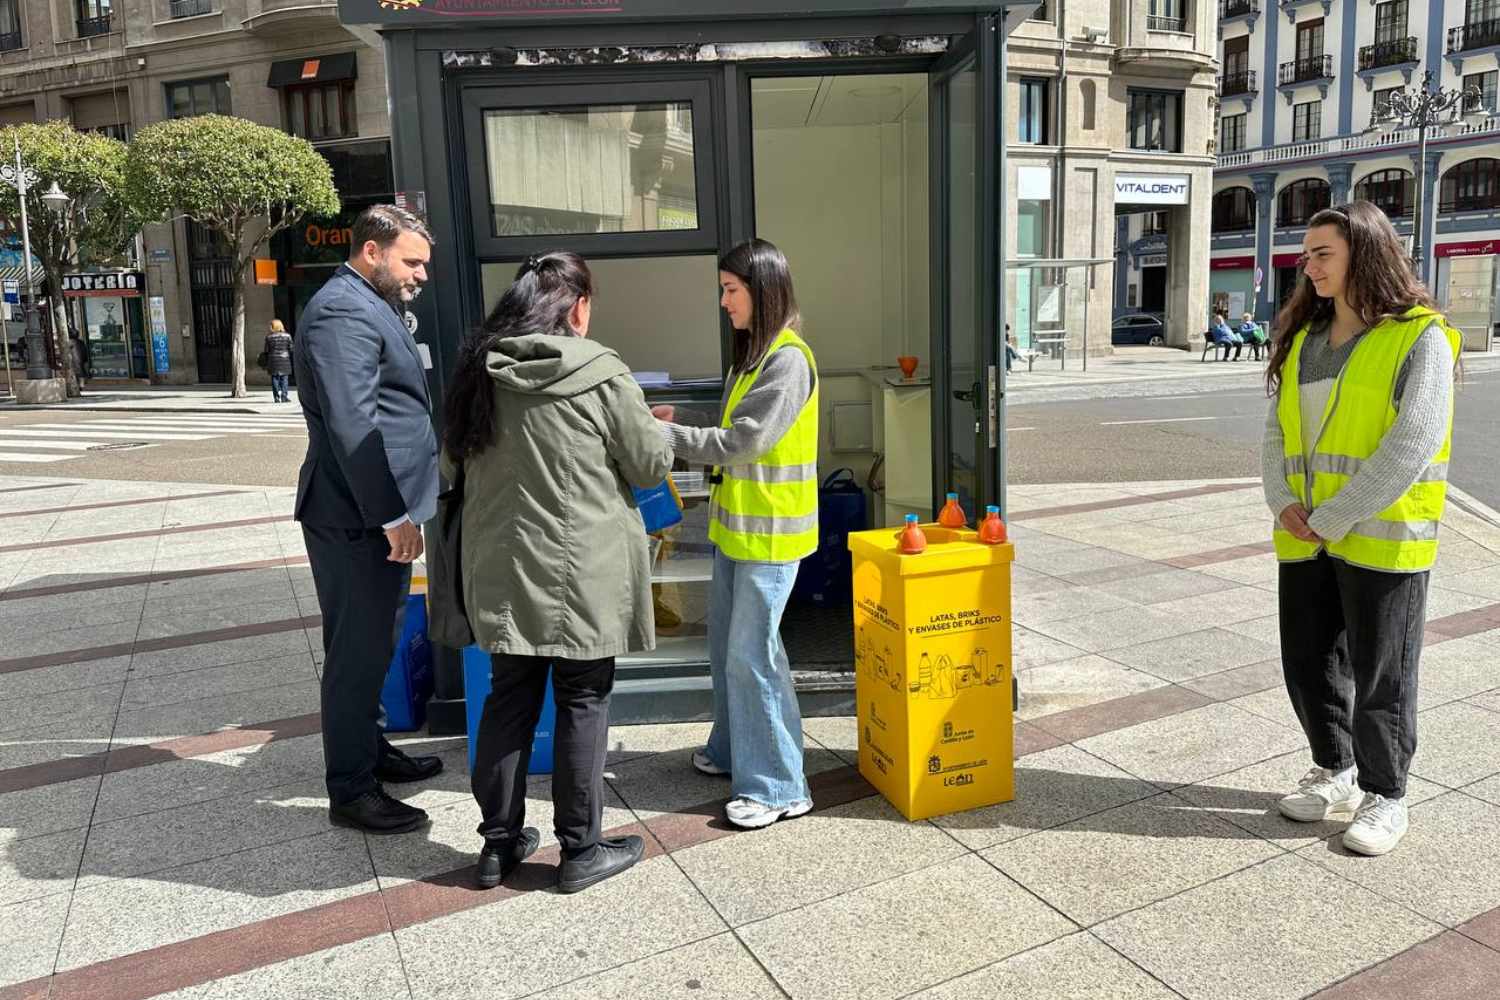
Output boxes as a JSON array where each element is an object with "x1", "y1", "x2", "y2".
[{"x1": 482, "y1": 103, "x2": 700, "y2": 238}]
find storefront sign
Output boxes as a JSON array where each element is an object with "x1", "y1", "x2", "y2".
[
  {"x1": 62, "y1": 271, "x2": 145, "y2": 298},
  {"x1": 1436, "y1": 239, "x2": 1499, "y2": 258},
  {"x1": 149, "y1": 296, "x2": 170, "y2": 375},
  {"x1": 1, "y1": 279, "x2": 16, "y2": 304},
  {"x1": 1139, "y1": 254, "x2": 1167, "y2": 267},
  {"x1": 148, "y1": 248, "x2": 173, "y2": 263},
  {"x1": 1114, "y1": 173, "x2": 1191, "y2": 206},
  {"x1": 1272, "y1": 252, "x2": 1303, "y2": 267},
  {"x1": 1211, "y1": 256, "x2": 1254, "y2": 271}
]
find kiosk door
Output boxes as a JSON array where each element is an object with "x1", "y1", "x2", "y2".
[{"x1": 929, "y1": 16, "x2": 1004, "y2": 516}]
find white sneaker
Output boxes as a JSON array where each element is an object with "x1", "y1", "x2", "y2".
[
  {"x1": 1343, "y1": 794, "x2": 1409, "y2": 856},
  {"x1": 1278, "y1": 767, "x2": 1362, "y2": 822},
  {"x1": 724, "y1": 797, "x2": 813, "y2": 830},
  {"x1": 691, "y1": 749, "x2": 729, "y2": 777}
]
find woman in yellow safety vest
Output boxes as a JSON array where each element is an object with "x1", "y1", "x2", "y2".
[
  {"x1": 653, "y1": 238, "x2": 819, "y2": 830},
  {"x1": 1263, "y1": 200, "x2": 1460, "y2": 857}
]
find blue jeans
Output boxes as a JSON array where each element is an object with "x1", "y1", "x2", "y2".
[
  {"x1": 703, "y1": 550, "x2": 810, "y2": 808},
  {"x1": 270, "y1": 373, "x2": 290, "y2": 401}
]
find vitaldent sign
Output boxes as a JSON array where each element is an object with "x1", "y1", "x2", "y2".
[{"x1": 1114, "y1": 173, "x2": 1191, "y2": 206}]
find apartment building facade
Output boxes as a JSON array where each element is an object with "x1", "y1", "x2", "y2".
[
  {"x1": 1008, "y1": 0, "x2": 1217, "y2": 353},
  {"x1": 1211, "y1": 0, "x2": 1500, "y2": 348},
  {"x1": 0, "y1": 0, "x2": 390, "y2": 383}
]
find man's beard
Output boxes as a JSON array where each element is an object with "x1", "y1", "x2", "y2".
[{"x1": 370, "y1": 262, "x2": 411, "y2": 310}]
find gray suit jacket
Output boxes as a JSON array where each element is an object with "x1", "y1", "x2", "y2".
[{"x1": 293, "y1": 264, "x2": 439, "y2": 530}]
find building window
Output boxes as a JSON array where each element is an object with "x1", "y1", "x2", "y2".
[
  {"x1": 1018, "y1": 79, "x2": 1049, "y2": 144},
  {"x1": 1292, "y1": 101, "x2": 1321, "y2": 142},
  {"x1": 1465, "y1": 71, "x2": 1498, "y2": 114},
  {"x1": 83, "y1": 123, "x2": 129, "y2": 142},
  {"x1": 76, "y1": 0, "x2": 112, "y2": 36},
  {"x1": 1373, "y1": 86, "x2": 1402, "y2": 115},
  {"x1": 1466, "y1": 0, "x2": 1499, "y2": 26},
  {"x1": 1148, "y1": 0, "x2": 1185, "y2": 31},
  {"x1": 1440, "y1": 157, "x2": 1500, "y2": 213},
  {"x1": 1220, "y1": 113, "x2": 1247, "y2": 152},
  {"x1": 1296, "y1": 18, "x2": 1325, "y2": 60},
  {"x1": 284, "y1": 82, "x2": 356, "y2": 141},
  {"x1": 169, "y1": 0, "x2": 213, "y2": 16},
  {"x1": 1127, "y1": 89, "x2": 1183, "y2": 152},
  {"x1": 166, "y1": 77, "x2": 231, "y2": 119},
  {"x1": 1354, "y1": 169, "x2": 1414, "y2": 218},
  {"x1": 1212, "y1": 187, "x2": 1256, "y2": 231},
  {"x1": 1277, "y1": 178, "x2": 1331, "y2": 226},
  {"x1": 0, "y1": 0, "x2": 21, "y2": 50},
  {"x1": 1374, "y1": 0, "x2": 1408, "y2": 42}
]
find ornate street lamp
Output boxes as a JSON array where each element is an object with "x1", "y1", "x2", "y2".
[
  {"x1": 1366, "y1": 69, "x2": 1492, "y2": 276},
  {"x1": 0, "y1": 136, "x2": 49, "y2": 379}
]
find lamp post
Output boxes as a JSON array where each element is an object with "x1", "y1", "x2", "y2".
[
  {"x1": 0, "y1": 136, "x2": 49, "y2": 379},
  {"x1": 1367, "y1": 70, "x2": 1491, "y2": 278}
]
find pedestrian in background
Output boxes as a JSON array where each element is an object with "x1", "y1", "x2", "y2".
[
  {"x1": 264, "y1": 319, "x2": 295, "y2": 402},
  {"x1": 442, "y1": 251, "x2": 671, "y2": 893},
  {"x1": 1263, "y1": 200, "x2": 1461, "y2": 856},
  {"x1": 1239, "y1": 311, "x2": 1268, "y2": 362},
  {"x1": 654, "y1": 238, "x2": 818, "y2": 830},
  {"x1": 294, "y1": 205, "x2": 444, "y2": 836}
]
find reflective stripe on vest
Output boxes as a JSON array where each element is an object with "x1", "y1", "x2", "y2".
[
  {"x1": 1272, "y1": 306, "x2": 1461, "y2": 572},
  {"x1": 708, "y1": 329, "x2": 820, "y2": 562}
]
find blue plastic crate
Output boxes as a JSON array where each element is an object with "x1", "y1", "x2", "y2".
[
  {"x1": 462, "y1": 645, "x2": 555, "y2": 775},
  {"x1": 379, "y1": 592, "x2": 433, "y2": 732}
]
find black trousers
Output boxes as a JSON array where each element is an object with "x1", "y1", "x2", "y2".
[
  {"x1": 302, "y1": 523, "x2": 411, "y2": 805},
  {"x1": 1279, "y1": 552, "x2": 1427, "y2": 798},
  {"x1": 472, "y1": 654, "x2": 615, "y2": 859}
]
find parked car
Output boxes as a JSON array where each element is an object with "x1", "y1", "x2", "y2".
[{"x1": 1111, "y1": 313, "x2": 1166, "y2": 346}]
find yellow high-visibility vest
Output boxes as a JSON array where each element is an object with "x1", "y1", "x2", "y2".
[
  {"x1": 1274, "y1": 306, "x2": 1461, "y2": 572},
  {"x1": 708, "y1": 329, "x2": 820, "y2": 562}
]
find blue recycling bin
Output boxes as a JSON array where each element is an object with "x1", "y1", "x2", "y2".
[
  {"x1": 379, "y1": 592, "x2": 433, "y2": 732},
  {"x1": 462, "y1": 645, "x2": 556, "y2": 775}
]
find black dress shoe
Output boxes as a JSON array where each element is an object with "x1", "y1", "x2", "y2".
[
  {"x1": 475, "y1": 827, "x2": 541, "y2": 889},
  {"x1": 329, "y1": 789, "x2": 429, "y2": 835},
  {"x1": 375, "y1": 745, "x2": 444, "y2": 784},
  {"x1": 557, "y1": 835, "x2": 645, "y2": 894}
]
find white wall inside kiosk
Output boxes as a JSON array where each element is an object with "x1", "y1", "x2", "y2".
[{"x1": 752, "y1": 73, "x2": 932, "y2": 517}]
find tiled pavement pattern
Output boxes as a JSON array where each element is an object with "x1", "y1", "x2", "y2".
[
  {"x1": 4, "y1": 475, "x2": 1500, "y2": 999},
  {"x1": 0, "y1": 413, "x2": 307, "y2": 465}
]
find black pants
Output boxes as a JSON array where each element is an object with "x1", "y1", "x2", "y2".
[
  {"x1": 1279, "y1": 552, "x2": 1427, "y2": 798},
  {"x1": 302, "y1": 523, "x2": 411, "y2": 805},
  {"x1": 472, "y1": 654, "x2": 615, "y2": 859}
]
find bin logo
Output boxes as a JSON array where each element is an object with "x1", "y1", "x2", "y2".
[
  {"x1": 942, "y1": 722, "x2": 953, "y2": 738},
  {"x1": 927, "y1": 754, "x2": 942, "y2": 774}
]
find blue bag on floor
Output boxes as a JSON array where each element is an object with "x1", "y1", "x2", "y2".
[
  {"x1": 462, "y1": 645, "x2": 556, "y2": 775},
  {"x1": 792, "y1": 468, "x2": 868, "y2": 607},
  {"x1": 379, "y1": 592, "x2": 433, "y2": 732}
]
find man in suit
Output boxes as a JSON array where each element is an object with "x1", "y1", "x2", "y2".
[{"x1": 294, "y1": 204, "x2": 443, "y2": 834}]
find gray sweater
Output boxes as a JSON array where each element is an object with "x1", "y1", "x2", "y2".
[
  {"x1": 1262, "y1": 322, "x2": 1453, "y2": 546},
  {"x1": 660, "y1": 346, "x2": 813, "y2": 466}
]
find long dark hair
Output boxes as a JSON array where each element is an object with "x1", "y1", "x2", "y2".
[
  {"x1": 442, "y1": 251, "x2": 594, "y2": 462},
  {"x1": 1267, "y1": 200, "x2": 1436, "y2": 395},
  {"x1": 720, "y1": 239, "x2": 801, "y2": 372}
]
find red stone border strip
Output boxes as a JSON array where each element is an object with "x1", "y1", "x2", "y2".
[
  {"x1": 1009, "y1": 482, "x2": 1257, "y2": 521},
  {"x1": 0, "y1": 614, "x2": 321, "y2": 676},
  {"x1": 1309, "y1": 930, "x2": 1500, "y2": 999},
  {"x1": 0, "y1": 513, "x2": 291, "y2": 555},
  {"x1": 0, "y1": 489, "x2": 247, "y2": 521},
  {"x1": 1424, "y1": 603, "x2": 1500, "y2": 643},
  {"x1": 0, "y1": 482, "x2": 79, "y2": 495},
  {"x1": 0, "y1": 554, "x2": 310, "y2": 602},
  {"x1": 1029, "y1": 684, "x2": 1214, "y2": 745},
  {"x1": 1162, "y1": 540, "x2": 1276, "y2": 569},
  {"x1": 0, "y1": 712, "x2": 322, "y2": 795}
]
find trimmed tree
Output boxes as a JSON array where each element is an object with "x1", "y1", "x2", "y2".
[
  {"x1": 0, "y1": 122, "x2": 136, "y2": 397},
  {"x1": 125, "y1": 115, "x2": 339, "y2": 397}
]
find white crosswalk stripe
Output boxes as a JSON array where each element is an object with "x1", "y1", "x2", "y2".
[{"x1": 0, "y1": 411, "x2": 305, "y2": 465}]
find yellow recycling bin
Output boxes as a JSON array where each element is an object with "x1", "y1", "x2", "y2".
[{"x1": 847, "y1": 524, "x2": 1014, "y2": 821}]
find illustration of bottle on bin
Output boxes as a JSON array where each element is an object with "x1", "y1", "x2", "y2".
[
  {"x1": 938, "y1": 492, "x2": 967, "y2": 528},
  {"x1": 912, "y1": 651, "x2": 931, "y2": 694},
  {"x1": 979, "y1": 505, "x2": 1008, "y2": 544},
  {"x1": 899, "y1": 513, "x2": 927, "y2": 554}
]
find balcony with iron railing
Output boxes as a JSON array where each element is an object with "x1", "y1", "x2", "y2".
[
  {"x1": 1147, "y1": 14, "x2": 1186, "y2": 30},
  {"x1": 1359, "y1": 36, "x2": 1419, "y2": 71},
  {"x1": 1449, "y1": 18, "x2": 1500, "y2": 53},
  {"x1": 1219, "y1": 0, "x2": 1259, "y2": 19},
  {"x1": 76, "y1": 13, "x2": 113, "y2": 36},
  {"x1": 169, "y1": 0, "x2": 213, "y2": 16},
  {"x1": 1216, "y1": 113, "x2": 1500, "y2": 168},
  {"x1": 1218, "y1": 70, "x2": 1258, "y2": 97},
  {"x1": 1278, "y1": 54, "x2": 1334, "y2": 86},
  {"x1": 0, "y1": 30, "x2": 20, "y2": 51}
]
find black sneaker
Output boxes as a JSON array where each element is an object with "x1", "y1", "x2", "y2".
[
  {"x1": 556, "y1": 835, "x2": 645, "y2": 894},
  {"x1": 329, "y1": 788, "x2": 429, "y2": 835},
  {"x1": 375, "y1": 745, "x2": 444, "y2": 784},
  {"x1": 475, "y1": 827, "x2": 541, "y2": 889}
]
